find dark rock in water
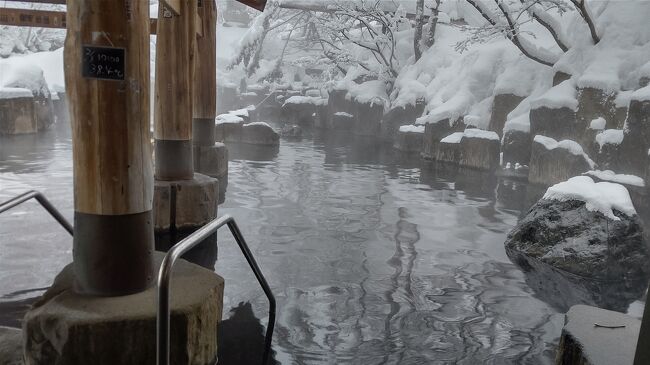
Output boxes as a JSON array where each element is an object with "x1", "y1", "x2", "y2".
[
  {"x1": 331, "y1": 112, "x2": 355, "y2": 131},
  {"x1": 281, "y1": 97, "x2": 325, "y2": 126},
  {"x1": 501, "y1": 129, "x2": 531, "y2": 166},
  {"x1": 327, "y1": 89, "x2": 354, "y2": 119},
  {"x1": 241, "y1": 122, "x2": 279, "y2": 146},
  {"x1": 218, "y1": 302, "x2": 279, "y2": 365},
  {"x1": 528, "y1": 135, "x2": 594, "y2": 186},
  {"x1": 421, "y1": 120, "x2": 452, "y2": 160},
  {"x1": 215, "y1": 120, "x2": 243, "y2": 143},
  {"x1": 458, "y1": 129, "x2": 500, "y2": 171},
  {"x1": 488, "y1": 93, "x2": 524, "y2": 136},
  {"x1": 353, "y1": 100, "x2": 383, "y2": 136},
  {"x1": 530, "y1": 106, "x2": 581, "y2": 142},
  {"x1": 505, "y1": 199, "x2": 649, "y2": 281},
  {"x1": 393, "y1": 127, "x2": 424, "y2": 153},
  {"x1": 280, "y1": 124, "x2": 302, "y2": 138},
  {"x1": 435, "y1": 132, "x2": 463, "y2": 164},
  {"x1": 380, "y1": 101, "x2": 425, "y2": 141}
]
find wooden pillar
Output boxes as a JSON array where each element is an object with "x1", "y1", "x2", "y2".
[
  {"x1": 634, "y1": 294, "x2": 650, "y2": 365},
  {"x1": 193, "y1": 0, "x2": 217, "y2": 147},
  {"x1": 154, "y1": 0, "x2": 197, "y2": 180},
  {"x1": 65, "y1": 0, "x2": 153, "y2": 295}
]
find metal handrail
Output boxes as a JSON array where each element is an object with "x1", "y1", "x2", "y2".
[
  {"x1": 157, "y1": 214, "x2": 276, "y2": 365},
  {"x1": 0, "y1": 190, "x2": 73, "y2": 235}
]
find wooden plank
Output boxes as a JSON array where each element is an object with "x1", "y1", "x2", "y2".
[
  {"x1": 1, "y1": 0, "x2": 66, "y2": 4},
  {"x1": 160, "y1": 0, "x2": 181, "y2": 16},
  {"x1": 0, "y1": 8, "x2": 66, "y2": 29}
]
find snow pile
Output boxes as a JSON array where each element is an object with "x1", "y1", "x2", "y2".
[
  {"x1": 543, "y1": 176, "x2": 637, "y2": 220},
  {"x1": 0, "y1": 58, "x2": 50, "y2": 98},
  {"x1": 0, "y1": 87, "x2": 33, "y2": 99},
  {"x1": 595, "y1": 129, "x2": 624, "y2": 150},
  {"x1": 228, "y1": 108, "x2": 250, "y2": 118},
  {"x1": 584, "y1": 170, "x2": 646, "y2": 188},
  {"x1": 334, "y1": 112, "x2": 353, "y2": 118},
  {"x1": 534, "y1": 135, "x2": 596, "y2": 168},
  {"x1": 589, "y1": 117, "x2": 607, "y2": 130},
  {"x1": 631, "y1": 85, "x2": 650, "y2": 103},
  {"x1": 398, "y1": 125, "x2": 424, "y2": 134},
  {"x1": 530, "y1": 79, "x2": 578, "y2": 110},
  {"x1": 463, "y1": 128, "x2": 499, "y2": 141},
  {"x1": 283, "y1": 96, "x2": 327, "y2": 106},
  {"x1": 503, "y1": 113, "x2": 531, "y2": 133},
  {"x1": 440, "y1": 132, "x2": 464, "y2": 144},
  {"x1": 346, "y1": 80, "x2": 389, "y2": 107},
  {"x1": 216, "y1": 114, "x2": 244, "y2": 124}
]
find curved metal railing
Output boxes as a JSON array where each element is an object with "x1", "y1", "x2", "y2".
[
  {"x1": 157, "y1": 214, "x2": 276, "y2": 365},
  {"x1": 0, "y1": 190, "x2": 73, "y2": 235}
]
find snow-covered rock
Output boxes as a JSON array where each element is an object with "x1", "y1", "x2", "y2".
[
  {"x1": 436, "y1": 132, "x2": 463, "y2": 164},
  {"x1": 394, "y1": 125, "x2": 424, "y2": 153},
  {"x1": 458, "y1": 129, "x2": 501, "y2": 170},
  {"x1": 505, "y1": 176, "x2": 648, "y2": 281},
  {"x1": 352, "y1": 99, "x2": 383, "y2": 136},
  {"x1": 421, "y1": 119, "x2": 452, "y2": 160},
  {"x1": 215, "y1": 113, "x2": 244, "y2": 142},
  {"x1": 331, "y1": 111, "x2": 355, "y2": 131},
  {"x1": 380, "y1": 101, "x2": 425, "y2": 141},
  {"x1": 530, "y1": 102, "x2": 580, "y2": 143},
  {"x1": 529, "y1": 135, "x2": 595, "y2": 185},
  {"x1": 241, "y1": 122, "x2": 279, "y2": 146},
  {"x1": 502, "y1": 129, "x2": 532, "y2": 168},
  {"x1": 488, "y1": 93, "x2": 524, "y2": 136},
  {"x1": 619, "y1": 98, "x2": 650, "y2": 177}
]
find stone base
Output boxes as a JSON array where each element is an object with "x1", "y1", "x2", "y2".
[
  {"x1": 556, "y1": 305, "x2": 640, "y2": 365},
  {"x1": 193, "y1": 143, "x2": 228, "y2": 179},
  {"x1": 0, "y1": 326, "x2": 21, "y2": 365},
  {"x1": 154, "y1": 173, "x2": 219, "y2": 232},
  {"x1": 23, "y1": 252, "x2": 224, "y2": 365}
]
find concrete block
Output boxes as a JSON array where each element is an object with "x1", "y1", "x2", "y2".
[
  {"x1": 23, "y1": 253, "x2": 224, "y2": 365},
  {"x1": 193, "y1": 143, "x2": 228, "y2": 179},
  {"x1": 154, "y1": 173, "x2": 219, "y2": 232},
  {"x1": 556, "y1": 305, "x2": 640, "y2": 365}
]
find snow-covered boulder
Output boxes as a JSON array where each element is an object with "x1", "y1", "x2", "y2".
[
  {"x1": 281, "y1": 96, "x2": 325, "y2": 126},
  {"x1": 241, "y1": 122, "x2": 279, "y2": 146},
  {"x1": 529, "y1": 135, "x2": 595, "y2": 185},
  {"x1": 0, "y1": 61, "x2": 54, "y2": 134},
  {"x1": 505, "y1": 176, "x2": 649, "y2": 282},
  {"x1": 331, "y1": 112, "x2": 355, "y2": 131},
  {"x1": 215, "y1": 113, "x2": 244, "y2": 142},
  {"x1": 458, "y1": 129, "x2": 501, "y2": 170},
  {"x1": 436, "y1": 132, "x2": 463, "y2": 164},
  {"x1": 241, "y1": 91, "x2": 263, "y2": 107},
  {"x1": 594, "y1": 129, "x2": 624, "y2": 169},
  {"x1": 380, "y1": 101, "x2": 425, "y2": 141},
  {"x1": 421, "y1": 119, "x2": 452, "y2": 160},
  {"x1": 530, "y1": 80, "x2": 581, "y2": 142},
  {"x1": 393, "y1": 125, "x2": 424, "y2": 153},
  {"x1": 488, "y1": 93, "x2": 524, "y2": 136},
  {"x1": 327, "y1": 89, "x2": 354, "y2": 121}
]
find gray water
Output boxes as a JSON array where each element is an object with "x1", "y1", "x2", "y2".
[{"x1": 1, "y1": 122, "x2": 644, "y2": 364}]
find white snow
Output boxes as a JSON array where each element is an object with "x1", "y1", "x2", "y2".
[
  {"x1": 595, "y1": 129, "x2": 624, "y2": 149},
  {"x1": 530, "y1": 79, "x2": 578, "y2": 111},
  {"x1": 398, "y1": 125, "x2": 424, "y2": 133},
  {"x1": 0, "y1": 87, "x2": 33, "y2": 100},
  {"x1": 543, "y1": 176, "x2": 637, "y2": 220},
  {"x1": 534, "y1": 135, "x2": 596, "y2": 168},
  {"x1": 216, "y1": 114, "x2": 244, "y2": 124},
  {"x1": 440, "y1": 132, "x2": 464, "y2": 144},
  {"x1": 462, "y1": 128, "x2": 499, "y2": 141},
  {"x1": 585, "y1": 170, "x2": 645, "y2": 188},
  {"x1": 0, "y1": 59, "x2": 49, "y2": 97},
  {"x1": 283, "y1": 96, "x2": 327, "y2": 106},
  {"x1": 631, "y1": 85, "x2": 650, "y2": 102},
  {"x1": 228, "y1": 108, "x2": 250, "y2": 118},
  {"x1": 334, "y1": 112, "x2": 353, "y2": 118},
  {"x1": 503, "y1": 113, "x2": 530, "y2": 133},
  {"x1": 589, "y1": 117, "x2": 607, "y2": 130},
  {"x1": 244, "y1": 121, "x2": 272, "y2": 128}
]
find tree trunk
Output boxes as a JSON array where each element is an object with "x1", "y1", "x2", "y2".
[
  {"x1": 414, "y1": 0, "x2": 425, "y2": 61},
  {"x1": 424, "y1": 0, "x2": 441, "y2": 48}
]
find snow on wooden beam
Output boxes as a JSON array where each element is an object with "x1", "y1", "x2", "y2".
[{"x1": 160, "y1": 0, "x2": 181, "y2": 16}]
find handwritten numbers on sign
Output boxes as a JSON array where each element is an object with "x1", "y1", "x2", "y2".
[{"x1": 82, "y1": 46, "x2": 126, "y2": 81}]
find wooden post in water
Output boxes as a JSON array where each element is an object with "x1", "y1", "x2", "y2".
[
  {"x1": 154, "y1": 0, "x2": 197, "y2": 180},
  {"x1": 65, "y1": 0, "x2": 153, "y2": 295},
  {"x1": 192, "y1": 0, "x2": 217, "y2": 148}
]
